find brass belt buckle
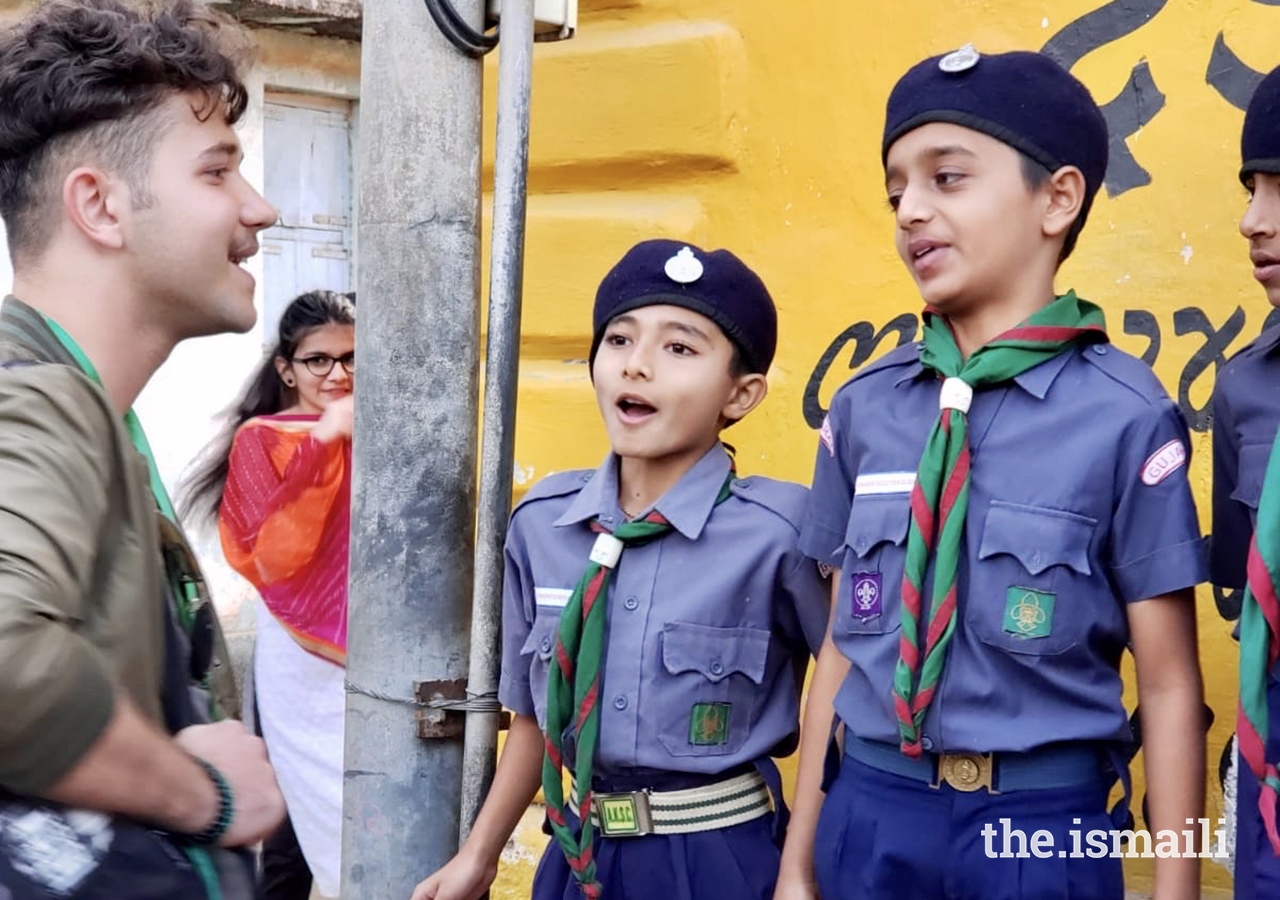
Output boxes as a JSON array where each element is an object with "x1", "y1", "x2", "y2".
[
  {"x1": 592, "y1": 790, "x2": 654, "y2": 837},
  {"x1": 938, "y1": 752, "x2": 995, "y2": 793}
]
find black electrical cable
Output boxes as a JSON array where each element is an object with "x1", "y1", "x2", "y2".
[{"x1": 423, "y1": 0, "x2": 498, "y2": 57}]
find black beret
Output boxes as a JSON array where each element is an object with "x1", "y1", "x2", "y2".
[
  {"x1": 1241, "y1": 65, "x2": 1280, "y2": 185},
  {"x1": 590, "y1": 239, "x2": 777, "y2": 374},
  {"x1": 882, "y1": 46, "x2": 1109, "y2": 223}
]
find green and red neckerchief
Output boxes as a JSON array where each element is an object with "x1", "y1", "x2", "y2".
[
  {"x1": 892, "y1": 291, "x2": 1107, "y2": 757},
  {"x1": 541, "y1": 470, "x2": 734, "y2": 898},
  {"x1": 1238, "y1": 431, "x2": 1280, "y2": 855}
]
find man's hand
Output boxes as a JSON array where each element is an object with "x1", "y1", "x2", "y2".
[{"x1": 176, "y1": 720, "x2": 285, "y2": 847}]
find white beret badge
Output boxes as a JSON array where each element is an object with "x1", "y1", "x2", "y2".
[{"x1": 664, "y1": 247, "x2": 704, "y2": 284}]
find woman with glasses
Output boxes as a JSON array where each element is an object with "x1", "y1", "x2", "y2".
[{"x1": 181, "y1": 289, "x2": 356, "y2": 900}]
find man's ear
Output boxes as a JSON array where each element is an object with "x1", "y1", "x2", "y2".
[
  {"x1": 1042, "y1": 165, "x2": 1086, "y2": 241},
  {"x1": 722, "y1": 372, "x2": 768, "y2": 422},
  {"x1": 62, "y1": 167, "x2": 127, "y2": 250}
]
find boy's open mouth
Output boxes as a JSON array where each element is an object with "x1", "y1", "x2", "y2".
[{"x1": 617, "y1": 395, "x2": 658, "y2": 420}]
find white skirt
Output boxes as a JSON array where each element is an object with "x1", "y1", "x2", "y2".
[{"x1": 254, "y1": 600, "x2": 346, "y2": 898}]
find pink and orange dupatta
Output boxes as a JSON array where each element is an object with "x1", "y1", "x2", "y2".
[{"x1": 219, "y1": 414, "x2": 351, "y2": 665}]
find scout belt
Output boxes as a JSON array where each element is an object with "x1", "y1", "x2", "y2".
[
  {"x1": 568, "y1": 770, "x2": 772, "y2": 837},
  {"x1": 846, "y1": 736, "x2": 1106, "y2": 793}
]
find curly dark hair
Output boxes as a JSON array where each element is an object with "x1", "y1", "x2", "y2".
[{"x1": 0, "y1": 0, "x2": 252, "y2": 264}]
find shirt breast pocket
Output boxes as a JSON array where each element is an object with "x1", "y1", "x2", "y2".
[
  {"x1": 657, "y1": 622, "x2": 770, "y2": 757},
  {"x1": 837, "y1": 494, "x2": 910, "y2": 635},
  {"x1": 1233, "y1": 443, "x2": 1272, "y2": 511},
  {"x1": 520, "y1": 609, "x2": 562, "y2": 728},
  {"x1": 968, "y1": 501, "x2": 1097, "y2": 657}
]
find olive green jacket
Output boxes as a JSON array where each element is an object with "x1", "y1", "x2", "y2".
[{"x1": 0, "y1": 297, "x2": 236, "y2": 794}]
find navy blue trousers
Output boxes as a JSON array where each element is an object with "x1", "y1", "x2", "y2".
[
  {"x1": 1236, "y1": 675, "x2": 1280, "y2": 899},
  {"x1": 531, "y1": 813, "x2": 780, "y2": 900},
  {"x1": 814, "y1": 755, "x2": 1124, "y2": 900}
]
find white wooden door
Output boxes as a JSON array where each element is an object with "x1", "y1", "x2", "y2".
[{"x1": 261, "y1": 94, "x2": 354, "y2": 344}]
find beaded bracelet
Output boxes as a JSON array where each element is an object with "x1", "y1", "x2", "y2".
[{"x1": 186, "y1": 758, "x2": 234, "y2": 845}]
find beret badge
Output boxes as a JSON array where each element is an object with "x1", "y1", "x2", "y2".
[
  {"x1": 664, "y1": 246, "x2": 704, "y2": 284},
  {"x1": 938, "y1": 43, "x2": 980, "y2": 74}
]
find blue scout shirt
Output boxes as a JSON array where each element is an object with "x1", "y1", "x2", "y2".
[
  {"x1": 801, "y1": 341, "x2": 1207, "y2": 753},
  {"x1": 1211, "y1": 325, "x2": 1280, "y2": 590},
  {"x1": 498, "y1": 443, "x2": 829, "y2": 775}
]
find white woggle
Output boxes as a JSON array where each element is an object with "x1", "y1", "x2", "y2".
[
  {"x1": 939, "y1": 377, "x2": 974, "y2": 414},
  {"x1": 589, "y1": 533, "x2": 625, "y2": 568}
]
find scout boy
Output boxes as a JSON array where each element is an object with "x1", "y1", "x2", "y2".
[
  {"x1": 776, "y1": 46, "x2": 1207, "y2": 900},
  {"x1": 411, "y1": 239, "x2": 829, "y2": 900}
]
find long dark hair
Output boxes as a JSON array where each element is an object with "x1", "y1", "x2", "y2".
[{"x1": 177, "y1": 289, "x2": 356, "y2": 523}]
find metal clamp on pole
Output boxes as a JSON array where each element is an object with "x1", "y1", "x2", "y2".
[{"x1": 415, "y1": 680, "x2": 511, "y2": 739}]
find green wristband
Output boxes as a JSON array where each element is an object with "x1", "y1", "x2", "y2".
[{"x1": 185, "y1": 758, "x2": 234, "y2": 845}]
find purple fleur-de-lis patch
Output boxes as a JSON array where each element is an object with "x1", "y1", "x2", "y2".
[{"x1": 851, "y1": 572, "x2": 883, "y2": 619}]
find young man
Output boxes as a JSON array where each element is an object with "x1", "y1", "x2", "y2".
[
  {"x1": 0, "y1": 0, "x2": 283, "y2": 897},
  {"x1": 1209, "y1": 63, "x2": 1280, "y2": 900},
  {"x1": 411, "y1": 239, "x2": 830, "y2": 900},
  {"x1": 776, "y1": 47, "x2": 1207, "y2": 900}
]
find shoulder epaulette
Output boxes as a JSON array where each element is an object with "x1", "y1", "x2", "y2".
[
  {"x1": 847, "y1": 341, "x2": 922, "y2": 385},
  {"x1": 728, "y1": 476, "x2": 807, "y2": 533},
  {"x1": 514, "y1": 468, "x2": 592, "y2": 511},
  {"x1": 1079, "y1": 342, "x2": 1165, "y2": 404}
]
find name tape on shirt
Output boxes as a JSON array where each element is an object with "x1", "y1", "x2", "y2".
[
  {"x1": 1141, "y1": 440, "x2": 1188, "y2": 486},
  {"x1": 534, "y1": 587, "x2": 572, "y2": 608},
  {"x1": 854, "y1": 472, "x2": 917, "y2": 496},
  {"x1": 819, "y1": 415, "x2": 836, "y2": 457}
]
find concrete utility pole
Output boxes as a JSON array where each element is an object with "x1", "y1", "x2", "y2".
[
  {"x1": 343, "y1": 0, "x2": 483, "y2": 894},
  {"x1": 461, "y1": 0, "x2": 534, "y2": 846}
]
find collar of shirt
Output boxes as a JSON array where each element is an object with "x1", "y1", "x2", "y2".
[
  {"x1": 891, "y1": 343, "x2": 1076, "y2": 400},
  {"x1": 1259, "y1": 324, "x2": 1280, "y2": 357},
  {"x1": 553, "y1": 442, "x2": 733, "y2": 540},
  {"x1": 0, "y1": 296, "x2": 76, "y2": 365}
]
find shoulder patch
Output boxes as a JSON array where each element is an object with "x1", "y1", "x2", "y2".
[
  {"x1": 1141, "y1": 439, "x2": 1188, "y2": 486},
  {"x1": 729, "y1": 476, "x2": 808, "y2": 532},
  {"x1": 514, "y1": 469, "x2": 592, "y2": 510},
  {"x1": 818, "y1": 415, "x2": 836, "y2": 457}
]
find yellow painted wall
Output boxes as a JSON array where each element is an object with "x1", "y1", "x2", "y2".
[{"x1": 482, "y1": 0, "x2": 1280, "y2": 894}]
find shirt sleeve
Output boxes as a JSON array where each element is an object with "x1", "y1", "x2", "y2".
[
  {"x1": 799, "y1": 390, "x2": 857, "y2": 566},
  {"x1": 497, "y1": 514, "x2": 537, "y2": 716},
  {"x1": 1209, "y1": 382, "x2": 1251, "y2": 590},
  {"x1": 1108, "y1": 399, "x2": 1209, "y2": 603},
  {"x1": 0, "y1": 367, "x2": 118, "y2": 793},
  {"x1": 218, "y1": 424, "x2": 346, "y2": 586},
  {"x1": 775, "y1": 547, "x2": 832, "y2": 657}
]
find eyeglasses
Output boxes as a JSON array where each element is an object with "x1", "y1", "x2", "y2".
[{"x1": 291, "y1": 353, "x2": 355, "y2": 377}]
